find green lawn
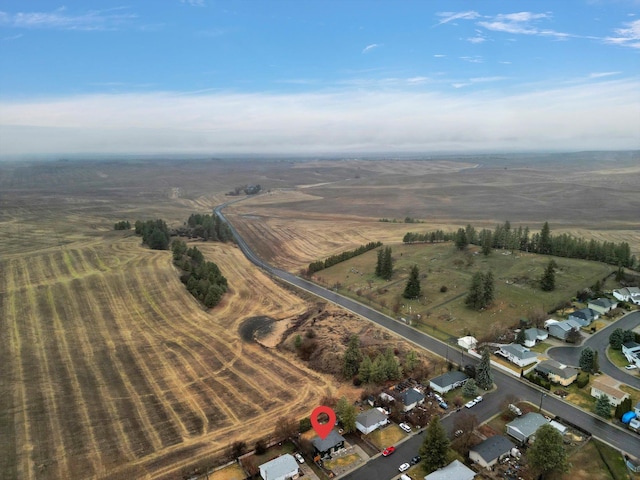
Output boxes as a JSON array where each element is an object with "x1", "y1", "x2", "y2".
[
  {"x1": 366, "y1": 424, "x2": 406, "y2": 450},
  {"x1": 607, "y1": 346, "x2": 632, "y2": 369},
  {"x1": 314, "y1": 242, "x2": 614, "y2": 342}
]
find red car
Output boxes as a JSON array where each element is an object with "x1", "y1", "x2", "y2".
[{"x1": 382, "y1": 446, "x2": 396, "y2": 457}]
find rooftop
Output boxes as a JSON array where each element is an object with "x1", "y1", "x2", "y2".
[
  {"x1": 535, "y1": 360, "x2": 579, "y2": 379},
  {"x1": 259, "y1": 454, "x2": 298, "y2": 479},
  {"x1": 507, "y1": 412, "x2": 548, "y2": 438},
  {"x1": 470, "y1": 435, "x2": 515, "y2": 463},
  {"x1": 401, "y1": 388, "x2": 425, "y2": 406},
  {"x1": 500, "y1": 343, "x2": 538, "y2": 360},
  {"x1": 424, "y1": 459, "x2": 475, "y2": 480},
  {"x1": 312, "y1": 430, "x2": 345, "y2": 452},
  {"x1": 356, "y1": 408, "x2": 387, "y2": 428},
  {"x1": 430, "y1": 370, "x2": 468, "y2": 388}
]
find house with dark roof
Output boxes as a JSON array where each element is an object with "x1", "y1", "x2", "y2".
[
  {"x1": 469, "y1": 435, "x2": 515, "y2": 469},
  {"x1": 497, "y1": 344, "x2": 538, "y2": 367},
  {"x1": 613, "y1": 287, "x2": 640, "y2": 305},
  {"x1": 401, "y1": 388, "x2": 425, "y2": 412},
  {"x1": 535, "y1": 360, "x2": 579, "y2": 386},
  {"x1": 523, "y1": 328, "x2": 548, "y2": 348},
  {"x1": 355, "y1": 408, "x2": 388, "y2": 435},
  {"x1": 568, "y1": 308, "x2": 599, "y2": 327},
  {"x1": 429, "y1": 371, "x2": 468, "y2": 394},
  {"x1": 547, "y1": 319, "x2": 582, "y2": 341},
  {"x1": 312, "y1": 430, "x2": 345, "y2": 458},
  {"x1": 506, "y1": 412, "x2": 548, "y2": 444},
  {"x1": 424, "y1": 459, "x2": 475, "y2": 480},
  {"x1": 587, "y1": 298, "x2": 618, "y2": 315},
  {"x1": 259, "y1": 454, "x2": 299, "y2": 480}
]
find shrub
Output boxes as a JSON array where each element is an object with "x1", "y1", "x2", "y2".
[
  {"x1": 576, "y1": 372, "x2": 589, "y2": 389},
  {"x1": 440, "y1": 285, "x2": 448, "y2": 293},
  {"x1": 254, "y1": 439, "x2": 267, "y2": 455},
  {"x1": 299, "y1": 417, "x2": 312, "y2": 433}
]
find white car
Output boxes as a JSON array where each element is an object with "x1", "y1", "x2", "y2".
[
  {"x1": 474, "y1": 395, "x2": 483, "y2": 403},
  {"x1": 399, "y1": 462, "x2": 410, "y2": 472},
  {"x1": 625, "y1": 365, "x2": 638, "y2": 370},
  {"x1": 464, "y1": 400, "x2": 476, "y2": 408},
  {"x1": 399, "y1": 422, "x2": 412, "y2": 433},
  {"x1": 294, "y1": 452, "x2": 305, "y2": 464}
]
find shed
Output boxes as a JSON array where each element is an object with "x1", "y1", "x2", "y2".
[{"x1": 259, "y1": 454, "x2": 299, "y2": 480}]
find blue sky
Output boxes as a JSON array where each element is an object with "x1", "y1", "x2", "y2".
[{"x1": 1, "y1": 0, "x2": 639, "y2": 156}]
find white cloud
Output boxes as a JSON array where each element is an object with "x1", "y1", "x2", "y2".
[
  {"x1": 495, "y1": 12, "x2": 550, "y2": 22},
  {"x1": 2, "y1": 79, "x2": 638, "y2": 155},
  {"x1": 362, "y1": 43, "x2": 380, "y2": 54},
  {"x1": 476, "y1": 11, "x2": 574, "y2": 39},
  {"x1": 467, "y1": 36, "x2": 486, "y2": 44},
  {"x1": 605, "y1": 19, "x2": 640, "y2": 48},
  {"x1": 0, "y1": 7, "x2": 136, "y2": 31},
  {"x1": 435, "y1": 11, "x2": 481, "y2": 26},
  {"x1": 180, "y1": 0, "x2": 206, "y2": 6},
  {"x1": 589, "y1": 71, "x2": 621, "y2": 78},
  {"x1": 460, "y1": 55, "x2": 483, "y2": 63},
  {"x1": 433, "y1": 54, "x2": 446, "y2": 58}
]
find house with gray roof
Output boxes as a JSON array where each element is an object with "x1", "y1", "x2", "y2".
[
  {"x1": 523, "y1": 328, "x2": 548, "y2": 348},
  {"x1": 622, "y1": 341, "x2": 640, "y2": 367},
  {"x1": 568, "y1": 308, "x2": 599, "y2": 327},
  {"x1": 259, "y1": 454, "x2": 299, "y2": 480},
  {"x1": 506, "y1": 412, "x2": 548, "y2": 444},
  {"x1": 400, "y1": 388, "x2": 425, "y2": 412},
  {"x1": 424, "y1": 459, "x2": 475, "y2": 480},
  {"x1": 497, "y1": 344, "x2": 538, "y2": 367},
  {"x1": 547, "y1": 319, "x2": 582, "y2": 341},
  {"x1": 355, "y1": 408, "x2": 388, "y2": 435},
  {"x1": 587, "y1": 298, "x2": 618, "y2": 315},
  {"x1": 312, "y1": 430, "x2": 345, "y2": 458},
  {"x1": 535, "y1": 360, "x2": 579, "y2": 386},
  {"x1": 613, "y1": 287, "x2": 640, "y2": 305},
  {"x1": 469, "y1": 435, "x2": 515, "y2": 469},
  {"x1": 429, "y1": 371, "x2": 468, "y2": 394}
]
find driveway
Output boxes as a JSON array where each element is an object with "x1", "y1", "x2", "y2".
[{"x1": 547, "y1": 311, "x2": 640, "y2": 389}]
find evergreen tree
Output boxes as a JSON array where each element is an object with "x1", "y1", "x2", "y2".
[
  {"x1": 516, "y1": 329, "x2": 526, "y2": 346},
  {"x1": 404, "y1": 350, "x2": 418, "y2": 372},
  {"x1": 455, "y1": 228, "x2": 468, "y2": 250},
  {"x1": 377, "y1": 247, "x2": 393, "y2": 280},
  {"x1": 609, "y1": 328, "x2": 625, "y2": 350},
  {"x1": 483, "y1": 271, "x2": 495, "y2": 306},
  {"x1": 539, "y1": 221, "x2": 552, "y2": 255},
  {"x1": 342, "y1": 335, "x2": 362, "y2": 378},
  {"x1": 579, "y1": 347, "x2": 594, "y2": 372},
  {"x1": 358, "y1": 355, "x2": 373, "y2": 383},
  {"x1": 419, "y1": 416, "x2": 450, "y2": 474},
  {"x1": 383, "y1": 347, "x2": 401, "y2": 380},
  {"x1": 375, "y1": 249, "x2": 383, "y2": 277},
  {"x1": 462, "y1": 379, "x2": 477, "y2": 398},
  {"x1": 527, "y1": 424, "x2": 569, "y2": 478},
  {"x1": 336, "y1": 396, "x2": 357, "y2": 434},
  {"x1": 476, "y1": 348, "x2": 493, "y2": 390},
  {"x1": 592, "y1": 350, "x2": 600, "y2": 373},
  {"x1": 623, "y1": 329, "x2": 636, "y2": 344},
  {"x1": 595, "y1": 394, "x2": 612, "y2": 418},
  {"x1": 370, "y1": 354, "x2": 387, "y2": 383},
  {"x1": 481, "y1": 230, "x2": 492, "y2": 256},
  {"x1": 465, "y1": 272, "x2": 485, "y2": 310},
  {"x1": 403, "y1": 265, "x2": 421, "y2": 299},
  {"x1": 540, "y1": 260, "x2": 556, "y2": 291},
  {"x1": 465, "y1": 224, "x2": 476, "y2": 245}
]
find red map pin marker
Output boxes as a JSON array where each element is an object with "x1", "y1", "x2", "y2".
[{"x1": 310, "y1": 405, "x2": 336, "y2": 440}]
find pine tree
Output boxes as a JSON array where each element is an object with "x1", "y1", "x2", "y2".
[
  {"x1": 481, "y1": 230, "x2": 492, "y2": 256},
  {"x1": 455, "y1": 228, "x2": 468, "y2": 250},
  {"x1": 383, "y1": 347, "x2": 401, "y2": 380},
  {"x1": 595, "y1": 394, "x2": 612, "y2": 418},
  {"x1": 342, "y1": 335, "x2": 362, "y2": 378},
  {"x1": 465, "y1": 272, "x2": 485, "y2": 310},
  {"x1": 476, "y1": 348, "x2": 493, "y2": 390},
  {"x1": 378, "y1": 247, "x2": 393, "y2": 280},
  {"x1": 375, "y1": 249, "x2": 383, "y2": 277},
  {"x1": 539, "y1": 221, "x2": 552, "y2": 255},
  {"x1": 419, "y1": 416, "x2": 450, "y2": 474},
  {"x1": 370, "y1": 354, "x2": 387, "y2": 383},
  {"x1": 462, "y1": 379, "x2": 477, "y2": 398},
  {"x1": 540, "y1": 260, "x2": 556, "y2": 291},
  {"x1": 483, "y1": 271, "x2": 495, "y2": 306},
  {"x1": 609, "y1": 328, "x2": 625, "y2": 350},
  {"x1": 592, "y1": 350, "x2": 600, "y2": 374},
  {"x1": 527, "y1": 424, "x2": 569, "y2": 477},
  {"x1": 579, "y1": 347, "x2": 594, "y2": 372},
  {"x1": 516, "y1": 329, "x2": 526, "y2": 346},
  {"x1": 403, "y1": 264, "x2": 421, "y2": 299},
  {"x1": 358, "y1": 355, "x2": 373, "y2": 383}
]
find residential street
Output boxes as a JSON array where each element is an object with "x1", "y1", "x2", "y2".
[
  {"x1": 216, "y1": 205, "x2": 640, "y2": 479},
  {"x1": 547, "y1": 311, "x2": 640, "y2": 389}
]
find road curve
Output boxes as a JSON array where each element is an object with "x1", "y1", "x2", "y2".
[{"x1": 214, "y1": 204, "x2": 640, "y2": 469}]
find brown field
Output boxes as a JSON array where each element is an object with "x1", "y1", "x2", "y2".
[{"x1": 1, "y1": 153, "x2": 638, "y2": 480}]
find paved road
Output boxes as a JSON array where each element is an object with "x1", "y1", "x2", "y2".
[
  {"x1": 215, "y1": 205, "x2": 640, "y2": 478},
  {"x1": 547, "y1": 311, "x2": 640, "y2": 389}
]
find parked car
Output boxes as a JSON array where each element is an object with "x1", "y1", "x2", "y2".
[
  {"x1": 382, "y1": 446, "x2": 396, "y2": 456},
  {"x1": 400, "y1": 475, "x2": 413, "y2": 480},
  {"x1": 410, "y1": 455, "x2": 421, "y2": 465},
  {"x1": 474, "y1": 395, "x2": 483, "y2": 403},
  {"x1": 625, "y1": 365, "x2": 638, "y2": 370},
  {"x1": 464, "y1": 400, "x2": 476, "y2": 409},
  {"x1": 399, "y1": 422, "x2": 412, "y2": 433},
  {"x1": 399, "y1": 462, "x2": 410, "y2": 472},
  {"x1": 455, "y1": 429, "x2": 464, "y2": 437},
  {"x1": 439, "y1": 401, "x2": 449, "y2": 410},
  {"x1": 294, "y1": 452, "x2": 305, "y2": 464}
]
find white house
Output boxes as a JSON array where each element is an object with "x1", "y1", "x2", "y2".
[
  {"x1": 355, "y1": 408, "x2": 388, "y2": 435},
  {"x1": 429, "y1": 371, "x2": 468, "y2": 394},
  {"x1": 424, "y1": 460, "x2": 475, "y2": 480},
  {"x1": 523, "y1": 328, "x2": 548, "y2": 348},
  {"x1": 496, "y1": 344, "x2": 538, "y2": 367},
  {"x1": 259, "y1": 454, "x2": 299, "y2": 480},
  {"x1": 613, "y1": 287, "x2": 640, "y2": 305},
  {"x1": 469, "y1": 435, "x2": 515, "y2": 469},
  {"x1": 622, "y1": 342, "x2": 640, "y2": 368},
  {"x1": 590, "y1": 376, "x2": 629, "y2": 406},
  {"x1": 587, "y1": 298, "x2": 618, "y2": 315},
  {"x1": 458, "y1": 336, "x2": 478, "y2": 351},
  {"x1": 547, "y1": 319, "x2": 582, "y2": 341},
  {"x1": 401, "y1": 388, "x2": 425, "y2": 412}
]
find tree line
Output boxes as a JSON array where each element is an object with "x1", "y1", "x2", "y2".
[
  {"x1": 171, "y1": 240, "x2": 228, "y2": 308},
  {"x1": 135, "y1": 219, "x2": 171, "y2": 250},
  {"x1": 308, "y1": 241, "x2": 382, "y2": 274},
  {"x1": 113, "y1": 220, "x2": 131, "y2": 230},
  {"x1": 173, "y1": 213, "x2": 234, "y2": 242},
  {"x1": 404, "y1": 220, "x2": 636, "y2": 269}
]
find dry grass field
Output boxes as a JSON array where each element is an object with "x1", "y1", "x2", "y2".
[{"x1": 1, "y1": 152, "x2": 638, "y2": 480}]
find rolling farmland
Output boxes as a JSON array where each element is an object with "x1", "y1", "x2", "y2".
[{"x1": 1, "y1": 235, "x2": 330, "y2": 480}]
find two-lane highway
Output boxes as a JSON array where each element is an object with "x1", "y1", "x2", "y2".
[{"x1": 215, "y1": 204, "x2": 640, "y2": 473}]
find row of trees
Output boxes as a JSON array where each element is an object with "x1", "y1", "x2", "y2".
[
  {"x1": 307, "y1": 241, "x2": 382, "y2": 274},
  {"x1": 172, "y1": 213, "x2": 234, "y2": 242},
  {"x1": 404, "y1": 220, "x2": 636, "y2": 269},
  {"x1": 609, "y1": 327, "x2": 639, "y2": 350},
  {"x1": 171, "y1": 240, "x2": 228, "y2": 307},
  {"x1": 135, "y1": 219, "x2": 171, "y2": 250},
  {"x1": 375, "y1": 247, "x2": 393, "y2": 280},
  {"x1": 113, "y1": 220, "x2": 131, "y2": 230}
]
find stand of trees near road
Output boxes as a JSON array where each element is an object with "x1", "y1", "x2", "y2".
[
  {"x1": 403, "y1": 220, "x2": 636, "y2": 269},
  {"x1": 173, "y1": 213, "x2": 234, "y2": 242},
  {"x1": 307, "y1": 241, "x2": 382, "y2": 274}
]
